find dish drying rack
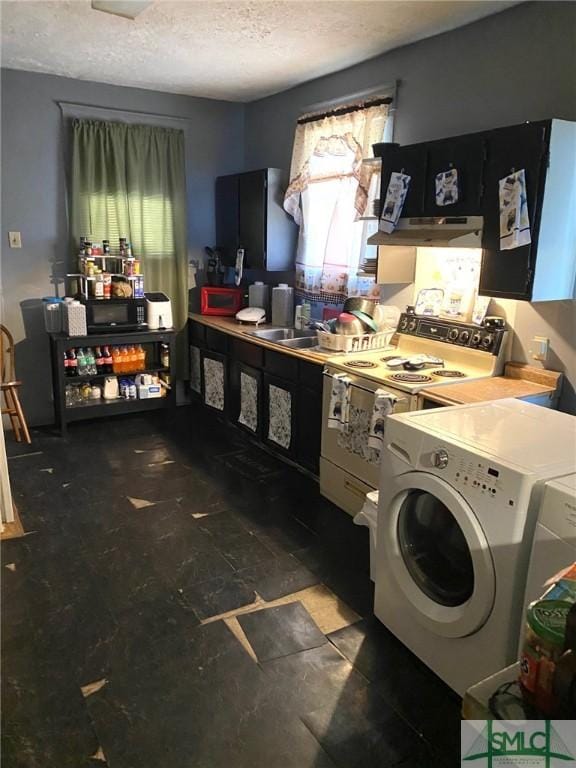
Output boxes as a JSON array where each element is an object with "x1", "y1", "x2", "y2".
[{"x1": 316, "y1": 329, "x2": 394, "y2": 353}]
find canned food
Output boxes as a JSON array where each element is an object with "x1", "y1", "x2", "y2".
[{"x1": 520, "y1": 599, "x2": 571, "y2": 714}]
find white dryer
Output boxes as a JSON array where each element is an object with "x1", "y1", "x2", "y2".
[
  {"x1": 523, "y1": 472, "x2": 576, "y2": 609},
  {"x1": 374, "y1": 398, "x2": 576, "y2": 695}
]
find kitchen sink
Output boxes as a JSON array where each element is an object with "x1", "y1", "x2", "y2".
[
  {"x1": 247, "y1": 328, "x2": 316, "y2": 341},
  {"x1": 245, "y1": 327, "x2": 319, "y2": 350},
  {"x1": 275, "y1": 336, "x2": 319, "y2": 349}
]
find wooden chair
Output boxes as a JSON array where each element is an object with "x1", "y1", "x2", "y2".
[{"x1": 1, "y1": 325, "x2": 31, "y2": 444}]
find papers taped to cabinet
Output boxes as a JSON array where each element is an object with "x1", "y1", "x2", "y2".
[
  {"x1": 380, "y1": 172, "x2": 411, "y2": 234},
  {"x1": 499, "y1": 169, "x2": 531, "y2": 250},
  {"x1": 435, "y1": 168, "x2": 459, "y2": 206}
]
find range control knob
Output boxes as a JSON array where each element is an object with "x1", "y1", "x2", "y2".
[
  {"x1": 481, "y1": 333, "x2": 494, "y2": 350},
  {"x1": 432, "y1": 449, "x2": 449, "y2": 469},
  {"x1": 471, "y1": 331, "x2": 482, "y2": 347},
  {"x1": 460, "y1": 330, "x2": 470, "y2": 344},
  {"x1": 408, "y1": 319, "x2": 417, "y2": 332},
  {"x1": 400, "y1": 316, "x2": 408, "y2": 331},
  {"x1": 448, "y1": 328, "x2": 459, "y2": 341}
]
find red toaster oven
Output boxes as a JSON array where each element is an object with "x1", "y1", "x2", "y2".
[{"x1": 200, "y1": 286, "x2": 244, "y2": 316}]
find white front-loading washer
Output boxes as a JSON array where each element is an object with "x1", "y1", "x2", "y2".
[
  {"x1": 522, "y1": 473, "x2": 576, "y2": 609},
  {"x1": 374, "y1": 399, "x2": 576, "y2": 696}
]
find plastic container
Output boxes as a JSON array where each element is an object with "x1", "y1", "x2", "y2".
[
  {"x1": 249, "y1": 281, "x2": 270, "y2": 313},
  {"x1": 42, "y1": 297, "x2": 63, "y2": 333},
  {"x1": 316, "y1": 329, "x2": 394, "y2": 353},
  {"x1": 519, "y1": 599, "x2": 571, "y2": 714},
  {"x1": 62, "y1": 300, "x2": 87, "y2": 337},
  {"x1": 271, "y1": 284, "x2": 294, "y2": 327}
]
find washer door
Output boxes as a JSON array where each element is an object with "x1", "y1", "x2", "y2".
[{"x1": 383, "y1": 472, "x2": 495, "y2": 638}]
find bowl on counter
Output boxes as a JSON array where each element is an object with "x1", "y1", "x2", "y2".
[
  {"x1": 334, "y1": 312, "x2": 366, "y2": 335},
  {"x1": 343, "y1": 297, "x2": 377, "y2": 318}
]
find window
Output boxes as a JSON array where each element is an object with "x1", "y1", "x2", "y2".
[
  {"x1": 69, "y1": 119, "x2": 188, "y2": 342},
  {"x1": 284, "y1": 98, "x2": 391, "y2": 317}
]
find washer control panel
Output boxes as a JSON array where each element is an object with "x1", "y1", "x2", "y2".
[{"x1": 423, "y1": 445, "x2": 521, "y2": 508}]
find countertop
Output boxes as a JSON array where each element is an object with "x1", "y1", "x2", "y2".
[
  {"x1": 419, "y1": 362, "x2": 562, "y2": 405},
  {"x1": 189, "y1": 313, "x2": 337, "y2": 364}
]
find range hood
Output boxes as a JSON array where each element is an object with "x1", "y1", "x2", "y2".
[{"x1": 367, "y1": 216, "x2": 483, "y2": 248}]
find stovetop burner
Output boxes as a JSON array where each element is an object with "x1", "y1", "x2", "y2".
[
  {"x1": 388, "y1": 373, "x2": 434, "y2": 383},
  {"x1": 431, "y1": 370, "x2": 466, "y2": 378},
  {"x1": 345, "y1": 360, "x2": 378, "y2": 369}
]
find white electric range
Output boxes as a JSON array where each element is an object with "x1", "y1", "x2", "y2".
[{"x1": 320, "y1": 313, "x2": 509, "y2": 516}]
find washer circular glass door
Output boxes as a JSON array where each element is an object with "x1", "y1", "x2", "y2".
[
  {"x1": 398, "y1": 490, "x2": 474, "y2": 607},
  {"x1": 383, "y1": 472, "x2": 495, "y2": 638}
]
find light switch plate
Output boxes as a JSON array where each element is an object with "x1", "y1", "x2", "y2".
[{"x1": 8, "y1": 231, "x2": 22, "y2": 248}]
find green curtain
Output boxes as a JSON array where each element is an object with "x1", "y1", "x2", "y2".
[{"x1": 70, "y1": 118, "x2": 188, "y2": 372}]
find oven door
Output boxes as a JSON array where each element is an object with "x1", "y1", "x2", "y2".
[
  {"x1": 321, "y1": 368, "x2": 411, "y2": 488},
  {"x1": 381, "y1": 471, "x2": 496, "y2": 638}
]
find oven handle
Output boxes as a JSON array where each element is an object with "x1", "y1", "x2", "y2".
[{"x1": 322, "y1": 370, "x2": 408, "y2": 405}]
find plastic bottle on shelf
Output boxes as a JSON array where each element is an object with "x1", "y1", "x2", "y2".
[
  {"x1": 160, "y1": 343, "x2": 170, "y2": 369},
  {"x1": 95, "y1": 347, "x2": 105, "y2": 376},
  {"x1": 111, "y1": 347, "x2": 121, "y2": 374},
  {"x1": 137, "y1": 344, "x2": 146, "y2": 370},
  {"x1": 76, "y1": 348, "x2": 87, "y2": 376},
  {"x1": 128, "y1": 345, "x2": 137, "y2": 373},
  {"x1": 67, "y1": 349, "x2": 78, "y2": 377},
  {"x1": 85, "y1": 347, "x2": 97, "y2": 376},
  {"x1": 102, "y1": 346, "x2": 113, "y2": 374}
]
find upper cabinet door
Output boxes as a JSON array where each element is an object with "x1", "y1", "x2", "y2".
[
  {"x1": 479, "y1": 122, "x2": 550, "y2": 300},
  {"x1": 380, "y1": 144, "x2": 428, "y2": 219},
  {"x1": 423, "y1": 135, "x2": 486, "y2": 217},
  {"x1": 215, "y1": 174, "x2": 239, "y2": 266},
  {"x1": 238, "y1": 170, "x2": 267, "y2": 269}
]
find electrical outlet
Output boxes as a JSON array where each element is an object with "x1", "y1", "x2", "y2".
[
  {"x1": 8, "y1": 231, "x2": 22, "y2": 248},
  {"x1": 530, "y1": 336, "x2": 549, "y2": 362}
]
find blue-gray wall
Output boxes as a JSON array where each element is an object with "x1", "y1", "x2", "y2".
[
  {"x1": 1, "y1": 69, "x2": 245, "y2": 426},
  {"x1": 245, "y1": 2, "x2": 576, "y2": 169}
]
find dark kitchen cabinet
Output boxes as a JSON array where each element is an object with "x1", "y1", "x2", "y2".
[
  {"x1": 379, "y1": 143, "x2": 427, "y2": 219},
  {"x1": 296, "y1": 386, "x2": 322, "y2": 474},
  {"x1": 263, "y1": 373, "x2": 297, "y2": 458},
  {"x1": 479, "y1": 121, "x2": 550, "y2": 300},
  {"x1": 215, "y1": 168, "x2": 297, "y2": 271},
  {"x1": 215, "y1": 174, "x2": 239, "y2": 265},
  {"x1": 189, "y1": 318, "x2": 324, "y2": 475},
  {"x1": 423, "y1": 135, "x2": 486, "y2": 217}
]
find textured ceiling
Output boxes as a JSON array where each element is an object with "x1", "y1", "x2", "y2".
[{"x1": 1, "y1": 1, "x2": 521, "y2": 102}]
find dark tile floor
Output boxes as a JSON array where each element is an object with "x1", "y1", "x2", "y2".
[{"x1": 2, "y1": 405, "x2": 461, "y2": 767}]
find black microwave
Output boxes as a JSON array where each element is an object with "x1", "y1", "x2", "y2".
[{"x1": 82, "y1": 298, "x2": 147, "y2": 333}]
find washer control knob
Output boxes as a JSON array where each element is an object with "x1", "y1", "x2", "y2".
[
  {"x1": 432, "y1": 449, "x2": 449, "y2": 469},
  {"x1": 448, "y1": 328, "x2": 459, "y2": 341},
  {"x1": 408, "y1": 319, "x2": 417, "y2": 332},
  {"x1": 460, "y1": 330, "x2": 470, "y2": 344}
]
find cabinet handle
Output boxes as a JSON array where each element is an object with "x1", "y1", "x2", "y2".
[{"x1": 344, "y1": 480, "x2": 367, "y2": 499}]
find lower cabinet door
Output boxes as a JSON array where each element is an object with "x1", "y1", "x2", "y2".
[
  {"x1": 230, "y1": 362, "x2": 262, "y2": 436},
  {"x1": 201, "y1": 351, "x2": 227, "y2": 413},
  {"x1": 296, "y1": 385, "x2": 322, "y2": 475},
  {"x1": 263, "y1": 374, "x2": 296, "y2": 456}
]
